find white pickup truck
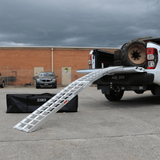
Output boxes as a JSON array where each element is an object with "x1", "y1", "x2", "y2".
[{"x1": 77, "y1": 38, "x2": 160, "y2": 101}]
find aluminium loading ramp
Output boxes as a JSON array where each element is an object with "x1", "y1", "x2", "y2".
[{"x1": 13, "y1": 66, "x2": 145, "y2": 132}]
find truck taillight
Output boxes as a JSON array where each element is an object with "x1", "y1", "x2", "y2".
[
  {"x1": 147, "y1": 48, "x2": 158, "y2": 69},
  {"x1": 88, "y1": 55, "x2": 92, "y2": 69}
]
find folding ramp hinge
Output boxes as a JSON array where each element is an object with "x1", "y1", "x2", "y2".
[{"x1": 13, "y1": 66, "x2": 120, "y2": 132}]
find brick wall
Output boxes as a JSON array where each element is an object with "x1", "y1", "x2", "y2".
[{"x1": 0, "y1": 47, "x2": 117, "y2": 86}]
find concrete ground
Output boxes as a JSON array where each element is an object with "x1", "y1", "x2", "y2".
[{"x1": 1, "y1": 86, "x2": 160, "y2": 160}]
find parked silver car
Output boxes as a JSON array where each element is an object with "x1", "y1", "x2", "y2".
[{"x1": 36, "y1": 72, "x2": 58, "y2": 89}]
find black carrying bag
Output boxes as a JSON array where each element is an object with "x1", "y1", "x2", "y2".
[{"x1": 6, "y1": 93, "x2": 78, "y2": 113}]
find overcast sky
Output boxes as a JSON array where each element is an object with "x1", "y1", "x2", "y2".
[{"x1": 0, "y1": 0, "x2": 159, "y2": 48}]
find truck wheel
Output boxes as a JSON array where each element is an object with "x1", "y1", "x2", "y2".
[
  {"x1": 114, "y1": 50, "x2": 121, "y2": 60},
  {"x1": 105, "y1": 90, "x2": 124, "y2": 101},
  {"x1": 113, "y1": 60, "x2": 122, "y2": 66},
  {"x1": 121, "y1": 40, "x2": 146, "y2": 67},
  {"x1": 151, "y1": 88, "x2": 155, "y2": 95}
]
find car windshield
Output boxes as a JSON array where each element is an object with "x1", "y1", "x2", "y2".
[{"x1": 39, "y1": 73, "x2": 55, "y2": 77}]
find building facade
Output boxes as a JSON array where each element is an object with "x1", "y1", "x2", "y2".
[{"x1": 0, "y1": 47, "x2": 117, "y2": 86}]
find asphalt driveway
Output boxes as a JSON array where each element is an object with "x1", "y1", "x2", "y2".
[{"x1": 1, "y1": 86, "x2": 160, "y2": 160}]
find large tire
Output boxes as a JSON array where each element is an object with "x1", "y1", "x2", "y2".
[
  {"x1": 113, "y1": 60, "x2": 122, "y2": 66},
  {"x1": 105, "y1": 90, "x2": 124, "y2": 101},
  {"x1": 121, "y1": 40, "x2": 146, "y2": 67},
  {"x1": 114, "y1": 49, "x2": 121, "y2": 60}
]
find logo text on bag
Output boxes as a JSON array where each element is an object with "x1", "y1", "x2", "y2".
[{"x1": 37, "y1": 98, "x2": 47, "y2": 102}]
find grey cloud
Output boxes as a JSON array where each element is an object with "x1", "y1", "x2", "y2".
[{"x1": 0, "y1": 0, "x2": 159, "y2": 47}]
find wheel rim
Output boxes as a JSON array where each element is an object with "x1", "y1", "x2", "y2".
[{"x1": 128, "y1": 44, "x2": 146, "y2": 64}]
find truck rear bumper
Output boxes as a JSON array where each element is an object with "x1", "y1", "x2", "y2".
[
  {"x1": 97, "y1": 73, "x2": 154, "y2": 94},
  {"x1": 96, "y1": 72, "x2": 154, "y2": 87}
]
